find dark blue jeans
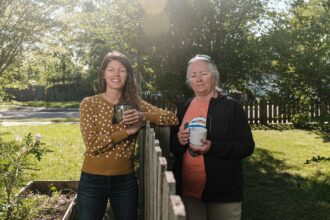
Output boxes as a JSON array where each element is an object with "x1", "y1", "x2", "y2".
[{"x1": 77, "y1": 171, "x2": 138, "y2": 220}]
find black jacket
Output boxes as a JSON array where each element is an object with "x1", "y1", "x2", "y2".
[{"x1": 170, "y1": 94, "x2": 254, "y2": 202}]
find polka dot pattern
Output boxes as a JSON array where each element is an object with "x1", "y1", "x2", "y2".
[{"x1": 79, "y1": 94, "x2": 179, "y2": 175}]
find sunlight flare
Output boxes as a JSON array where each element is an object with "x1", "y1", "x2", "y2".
[
  {"x1": 139, "y1": 0, "x2": 167, "y2": 15},
  {"x1": 142, "y1": 11, "x2": 170, "y2": 36}
]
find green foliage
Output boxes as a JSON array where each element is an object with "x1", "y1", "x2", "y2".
[
  {"x1": 1, "y1": 0, "x2": 330, "y2": 110},
  {"x1": 291, "y1": 112, "x2": 310, "y2": 129},
  {"x1": 263, "y1": 0, "x2": 330, "y2": 104},
  {"x1": 1, "y1": 124, "x2": 84, "y2": 181},
  {"x1": 0, "y1": 0, "x2": 64, "y2": 76},
  {"x1": 136, "y1": 0, "x2": 268, "y2": 102},
  {"x1": 0, "y1": 132, "x2": 51, "y2": 220},
  {"x1": 315, "y1": 114, "x2": 330, "y2": 133}
]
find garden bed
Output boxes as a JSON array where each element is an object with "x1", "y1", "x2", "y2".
[{"x1": 18, "y1": 180, "x2": 79, "y2": 220}]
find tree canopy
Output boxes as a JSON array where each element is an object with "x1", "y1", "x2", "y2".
[{"x1": 0, "y1": 0, "x2": 329, "y2": 106}]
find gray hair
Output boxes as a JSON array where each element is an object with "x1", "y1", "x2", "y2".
[{"x1": 186, "y1": 54, "x2": 220, "y2": 91}]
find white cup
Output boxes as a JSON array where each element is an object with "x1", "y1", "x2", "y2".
[{"x1": 189, "y1": 127, "x2": 207, "y2": 146}]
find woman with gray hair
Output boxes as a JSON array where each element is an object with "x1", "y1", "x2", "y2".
[{"x1": 170, "y1": 54, "x2": 254, "y2": 220}]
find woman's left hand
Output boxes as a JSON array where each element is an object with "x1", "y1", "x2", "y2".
[
  {"x1": 189, "y1": 139, "x2": 211, "y2": 155},
  {"x1": 123, "y1": 109, "x2": 144, "y2": 125}
]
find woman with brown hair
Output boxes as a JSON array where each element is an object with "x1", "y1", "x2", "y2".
[{"x1": 77, "y1": 51, "x2": 178, "y2": 220}]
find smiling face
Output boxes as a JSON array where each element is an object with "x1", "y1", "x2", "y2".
[
  {"x1": 187, "y1": 60, "x2": 215, "y2": 97},
  {"x1": 103, "y1": 60, "x2": 128, "y2": 92}
]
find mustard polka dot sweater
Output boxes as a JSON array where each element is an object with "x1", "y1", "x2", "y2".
[{"x1": 80, "y1": 94, "x2": 178, "y2": 176}]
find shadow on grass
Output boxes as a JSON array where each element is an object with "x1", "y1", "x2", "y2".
[
  {"x1": 243, "y1": 148, "x2": 330, "y2": 220},
  {"x1": 308, "y1": 130, "x2": 330, "y2": 143},
  {"x1": 50, "y1": 118, "x2": 80, "y2": 123},
  {"x1": 251, "y1": 124, "x2": 294, "y2": 131}
]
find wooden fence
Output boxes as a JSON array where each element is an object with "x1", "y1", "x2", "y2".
[
  {"x1": 242, "y1": 100, "x2": 329, "y2": 124},
  {"x1": 138, "y1": 123, "x2": 186, "y2": 220},
  {"x1": 144, "y1": 95, "x2": 330, "y2": 125}
]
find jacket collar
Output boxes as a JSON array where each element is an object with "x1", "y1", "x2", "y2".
[{"x1": 183, "y1": 92, "x2": 227, "y2": 109}]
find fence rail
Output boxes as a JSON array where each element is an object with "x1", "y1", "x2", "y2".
[
  {"x1": 138, "y1": 123, "x2": 186, "y2": 220},
  {"x1": 143, "y1": 96, "x2": 330, "y2": 125},
  {"x1": 242, "y1": 100, "x2": 329, "y2": 124}
]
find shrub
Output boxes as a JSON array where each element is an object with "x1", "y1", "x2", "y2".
[
  {"x1": 291, "y1": 112, "x2": 311, "y2": 129},
  {"x1": 315, "y1": 114, "x2": 330, "y2": 133},
  {"x1": 0, "y1": 132, "x2": 51, "y2": 220}
]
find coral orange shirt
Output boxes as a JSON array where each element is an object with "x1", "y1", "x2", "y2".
[{"x1": 181, "y1": 98, "x2": 209, "y2": 199}]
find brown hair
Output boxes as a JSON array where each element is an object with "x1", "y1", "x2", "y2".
[{"x1": 99, "y1": 51, "x2": 140, "y2": 108}]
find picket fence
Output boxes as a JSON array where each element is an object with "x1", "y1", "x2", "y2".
[
  {"x1": 144, "y1": 95, "x2": 330, "y2": 125},
  {"x1": 138, "y1": 122, "x2": 186, "y2": 220},
  {"x1": 243, "y1": 100, "x2": 330, "y2": 124}
]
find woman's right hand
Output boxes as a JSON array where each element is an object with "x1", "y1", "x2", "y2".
[
  {"x1": 126, "y1": 120, "x2": 143, "y2": 136},
  {"x1": 178, "y1": 126, "x2": 190, "y2": 145}
]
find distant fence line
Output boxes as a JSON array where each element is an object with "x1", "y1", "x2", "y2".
[
  {"x1": 5, "y1": 85, "x2": 91, "y2": 101},
  {"x1": 5, "y1": 87, "x2": 330, "y2": 125},
  {"x1": 243, "y1": 100, "x2": 330, "y2": 124},
  {"x1": 143, "y1": 96, "x2": 330, "y2": 125}
]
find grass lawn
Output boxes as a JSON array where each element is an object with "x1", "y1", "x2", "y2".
[
  {"x1": 243, "y1": 128, "x2": 330, "y2": 220},
  {"x1": 1, "y1": 124, "x2": 329, "y2": 219},
  {"x1": 0, "y1": 101, "x2": 80, "y2": 109},
  {"x1": 0, "y1": 124, "x2": 84, "y2": 181},
  {"x1": 2, "y1": 118, "x2": 80, "y2": 123}
]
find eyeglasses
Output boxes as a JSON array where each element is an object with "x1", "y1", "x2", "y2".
[{"x1": 195, "y1": 54, "x2": 212, "y2": 61}]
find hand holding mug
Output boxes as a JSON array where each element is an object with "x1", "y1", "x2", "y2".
[
  {"x1": 123, "y1": 109, "x2": 144, "y2": 126},
  {"x1": 189, "y1": 139, "x2": 211, "y2": 155},
  {"x1": 178, "y1": 125, "x2": 190, "y2": 145},
  {"x1": 126, "y1": 119, "x2": 144, "y2": 135}
]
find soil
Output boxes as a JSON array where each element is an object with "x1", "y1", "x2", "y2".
[{"x1": 23, "y1": 190, "x2": 76, "y2": 220}]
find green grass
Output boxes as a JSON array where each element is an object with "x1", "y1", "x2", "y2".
[
  {"x1": 0, "y1": 124, "x2": 84, "y2": 181},
  {"x1": 2, "y1": 118, "x2": 80, "y2": 123},
  {"x1": 243, "y1": 128, "x2": 330, "y2": 220},
  {"x1": 1, "y1": 124, "x2": 329, "y2": 219},
  {"x1": 0, "y1": 101, "x2": 80, "y2": 109}
]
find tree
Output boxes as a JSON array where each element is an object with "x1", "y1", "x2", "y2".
[
  {"x1": 263, "y1": 0, "x2": 330, "y2": 106},
  {"x1": 136, "y1": 0, "x2": 270, "y2": 104},
  {"x1": 0, "y1": 0, "x2": 62, "y2": 76}
]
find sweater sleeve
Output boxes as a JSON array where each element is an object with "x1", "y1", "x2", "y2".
[
  {"x1": 208, "y1": 103, "x2": 255, "y2": 160},
  {"x1": 140, "y1": 100, "x2": 178, "y2": 126},
  {"x1": 80, "y1": 98, "x2": 129, "y2": 155}
]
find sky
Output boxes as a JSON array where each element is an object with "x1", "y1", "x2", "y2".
[{"x1": 268, "y1": 0, "x2": 291, "y2": 12}]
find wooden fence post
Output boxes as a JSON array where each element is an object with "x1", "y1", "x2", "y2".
[
  {"x1": 158, "y1": 157, "x2": 167, "y2": 220},
  {"x1": 169, "y1": 195, "x2": 186, "y2": 220},
  {"x1": 140, "y1": 122, "x2": 186, "y2": 220},
  {"x1": 259, "y1": 98, "x2": 267, "y2": 125},
  {"x1": 162, "y1": 171, "x2": 176, "y2": 220},
  {"x1": 154, "y1": 141, "x2": 162, "y2": 220},
  {"x1": 154, "y1": 126, "x2": 171, "y2": 161},
  {"x1": 138, "y1": 126, "x2": 146, "y2": 218}
]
